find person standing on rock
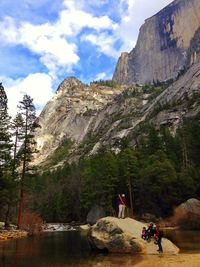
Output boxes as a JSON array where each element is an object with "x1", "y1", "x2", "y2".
[
  {"x1": 154, "y1": 225, "x2": 163, "y2": 253},
  {"x1": 118, "y1": 194, "x2": 126, "y2": 219}
]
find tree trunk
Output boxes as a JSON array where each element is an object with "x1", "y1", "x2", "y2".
[
  {"x1": 4, "y1": 203, "x2": 10, "y2": 228},
  {"x1": 128, "y1": 177, "x2": 134, "y2": 218},
  {"x1": 17, "y1": 188, "x2": 24, "y2": 229}
]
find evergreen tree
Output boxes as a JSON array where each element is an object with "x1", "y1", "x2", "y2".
[
  {"x1": 0, "y1": 83, "x2": 12, "y2": 175},
  {"x1": 11, "y1": 113, "x2": 24, "y2": 176},
  {"x1": 118, "y1": 148, "x2": 139, "y2": 217},
  {"x1": 17, "y1": 94, "x2": 39, "y2": 228},
  {"x1": 0, "y1": 83, "x2": 13, "y2": 227}
]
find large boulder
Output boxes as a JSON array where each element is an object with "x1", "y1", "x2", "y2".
[
  {"x1": 86, "y1": 205, "x2": 106, "y2": 225},
  {"x1": 171, "y1": 198, "x2": 200, "y2": 229},
  {"x1": 89, "y1": 217, "x2": 179, "y2": 254},
  {"x1": 178, "y1": 198, "x2": 200, "y2": 214}
]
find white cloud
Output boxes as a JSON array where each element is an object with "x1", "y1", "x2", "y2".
[
  {"x1": 0, "y1": 0, "x2": 117, "y2": 78},
  {"x1": 2, "y1": 73, "x2": 54, "y2": 117},
  {"x1": 81, "y1": 32, "x2": 119, "y2": 58},
  {"x1": 94, "y1": 72, "x2": 107, "y2": 81},
  {"x1": 0, "y1": 0, "x2": 175, "y2": 117}
]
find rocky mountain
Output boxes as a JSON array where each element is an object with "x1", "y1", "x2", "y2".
[
  {"x1": 113, "y1": 0, "x2": 200, "y2": 85},
  {"x1": 33, "y1": 59, "x2": 200, "y2": 167},
  {"x1": 32, "y1": 0, "x2": 200, "y2": 168},
  {"x1": 33, "y1": 78, "x2": 125, "y2": 166}
]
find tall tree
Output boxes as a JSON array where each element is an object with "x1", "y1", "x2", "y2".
[
  {"x1": 11, "y1": 113, "x2": 24, "y2": 176},
  {"x1": 17, "y1": 94, "x2": 39, "y2": 228},
  {"x1": 0, "y1": 83, "x2": 12, "y2": 174},
  {"x1": 118, "y1": 148, "x2": 139, "y2": 217},
  {"x1": 0, "y1": 83, "x2": 13, "y2": 227}
]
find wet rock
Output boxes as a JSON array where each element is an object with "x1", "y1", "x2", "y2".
[{"x1": 89, "y1": 217, "x2": 179, "y2": 254}]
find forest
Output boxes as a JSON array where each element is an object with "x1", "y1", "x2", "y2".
[
  {"x1": 0, "y1": 82, "x2": 200, "y2": 226},
  {"x1": 28, "y1": 115, "x2": 200, "y2": 222}
]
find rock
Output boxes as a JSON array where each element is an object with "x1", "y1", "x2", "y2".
[
  {"x1": 89, "y1": 217, "x2": 179, "y2": 254},
  {"x1": 32, "y1": 77, "x2": 124, "y2": 166},
  {"x1": 138, "y1": 213, "x2": 158, "y2": 223},
  {"x1": 179, "y1": 198, "x2": 200, "y2": 214},
  {"x1": 0, "y1": 230, "x2": 28, "y2": 241},
  {"x1": 87, "y1": 205, "x2": 106, "y2": 225},
  {"x1": 113, "y1": 0, "x2": 200, "y2": 85},
  {"x1": 171, "y1": 198, "x2": 200, "y2": 229},
  {"x1": 79, "y1": 224, "x2": 91, "y2": 232}
]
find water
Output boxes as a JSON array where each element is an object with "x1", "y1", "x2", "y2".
[{"x1": 0, "y1": 230, "x2": 200, "y2": 267}]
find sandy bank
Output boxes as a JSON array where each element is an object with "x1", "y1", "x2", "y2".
[
  {"x1": 0, "y1": 230, "x2": 28, "y2": 241},
  {"x1": 135, "y1": 253, "x2": 200, "y2": 267},
  {"x1": 83, "y1": 253, "x2": 200, "y2": 267}
]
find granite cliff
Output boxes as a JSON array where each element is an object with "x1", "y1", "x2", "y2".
[
  {"x1": 33, "y1": 59, "x2": 200, "y2": 167},
  {"x1": 32, "y1": 0, "x2": 200, "y2": 168},
  {"x1": 113, "y1": 0, "x2": 200, "y2": 85},
  {"x1": 33, "y1": 78, "x2": 125, "y2": 166}
]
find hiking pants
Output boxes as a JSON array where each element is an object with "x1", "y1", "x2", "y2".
[
  {"x1": 157, "y1": 237, "x2": 163, "y2": 252},
  {"x1": 118, "y1": 204, "x2": 126, "y2": 218}
]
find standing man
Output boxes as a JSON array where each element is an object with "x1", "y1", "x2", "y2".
[
  {"x1": 118, "y1": 194, "x2": 126, "y2": 219},
  {"x1": 154, "y1": 225, "x2": 163, "y2": 253}
]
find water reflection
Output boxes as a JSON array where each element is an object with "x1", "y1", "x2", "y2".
[
  {"x1": 165, "y1": 230, "x2": 200, "y2": 252},
  {"x1": 0, "y1": 230, "x2": 200, "y2": 267}
]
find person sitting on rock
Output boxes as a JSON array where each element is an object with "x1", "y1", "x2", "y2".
[
  {"x1": 141, "y1": 226, "x2": 148, "y2": 240},
  {"x1": 118, "y1": 194, "x2": 126, "y2": 219},
  {"x1": 146, "y1": 222, "x2": 156, "y2": 240},
  {"x1": 154, "y1": 225, "x2": 163, "y2": 253}
]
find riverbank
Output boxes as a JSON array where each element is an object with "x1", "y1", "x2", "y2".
[
  {"x1": 0, "y1": 230, "x2": 28, "y2": 241},
  {"x1": 82, "y1": 253, "x2": 200, "y2": 267},
  {"x1": 135, "y1": 254, "x2": 200, "y2": 267}
]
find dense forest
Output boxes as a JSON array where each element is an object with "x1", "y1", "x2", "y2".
[
  {"x1": 28, "y1": 115, "x2": 200, "y2": 223},
  {"x1": 0, "y1": 82, "x2": 200, "y2": 226}
]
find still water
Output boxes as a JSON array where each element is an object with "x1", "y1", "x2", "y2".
[{"x1": 0, "y1": 230, "x2": 200, "y2": 267}]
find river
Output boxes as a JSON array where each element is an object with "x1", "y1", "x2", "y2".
[{"x1": 0, "y1": 230, "x2": 200, "y2": 267}]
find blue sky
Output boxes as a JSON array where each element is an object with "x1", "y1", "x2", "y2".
[{"x1": 0, "y1": 0, "x2": 173, "y2": 116}]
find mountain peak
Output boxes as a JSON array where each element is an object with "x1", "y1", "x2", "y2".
[
  {"x1": 113, "y1": 0, "x2": 200, "y2": 85},
  {"x1": 56, "y1": 77, "x2": 84, "y2": 94}
]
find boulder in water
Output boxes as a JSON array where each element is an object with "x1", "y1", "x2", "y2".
[
  {"x1": 89, "y1": 217, "x2": 179, "y2": 254},
  {"x1": 171, "y1": 198, "x2": 200, "y2": 229}
]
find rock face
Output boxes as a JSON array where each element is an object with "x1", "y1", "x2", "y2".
[
  {"x1": 178, "y1": 198, "x2": 200, "y2": 215},
  {"x1": 33, "y1": 77, "x2": 124, "y2": 165},
  {"x1": 171, "y1": 198, "x2": 200, "y2": 229},
  {"x1": 89, "y1": 217, "x2": 179, "y2": 254},
  {"x1": 187, "y1": 26, "x2": 200, "y2": 68},
  {"x1": 113, "y1": 0, "x2": 200, "y2": 85},
  {"x1": 32, "y1": 58, "x2": 200, "y2": 166}
]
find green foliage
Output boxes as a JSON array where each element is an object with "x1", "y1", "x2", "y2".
[
  {"x1": 27, "y1": 114, "x2": 200, "y2": 222},
  {"x1": 90, "y1": 79, "x2": 117, "y2": 88},
  {"x1": 81, "y1": 150, "x2": 119, "y2": 211},
  {"x1": 137, "y1": 151, "x2": 179, "y2": 216},
  {"x1": 0, "y1": 83, "x2": 12, "y2": 175},
  {"x1": 49, "y1": 138, "x2": 73, "y2": 165}
]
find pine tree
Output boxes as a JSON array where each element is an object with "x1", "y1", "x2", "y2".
[
  {"x1": 0, "y1": 83, "x2": 12, "y2": 175},
  {"x1": 11, "y1": 113, "x2": 24, "y2": 176},
  {"x1": 0, "y1": 83, "x2": 13, "y2": 227},
  {"x1": 17, "y1": 94, "x2": 39, "y2": 228}
]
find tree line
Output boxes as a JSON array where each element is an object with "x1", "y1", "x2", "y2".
[{"x1": 28, "y1": 117, "x2": 200, "y2": 223}]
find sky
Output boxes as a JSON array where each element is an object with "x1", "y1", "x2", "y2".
[{"x1": 0, "y1": 0, "x2": 173, "y2": 116}]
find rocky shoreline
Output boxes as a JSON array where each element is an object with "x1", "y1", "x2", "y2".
[{"x1": 0, "y1": 230, "x2": 28, "y2": 241}]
